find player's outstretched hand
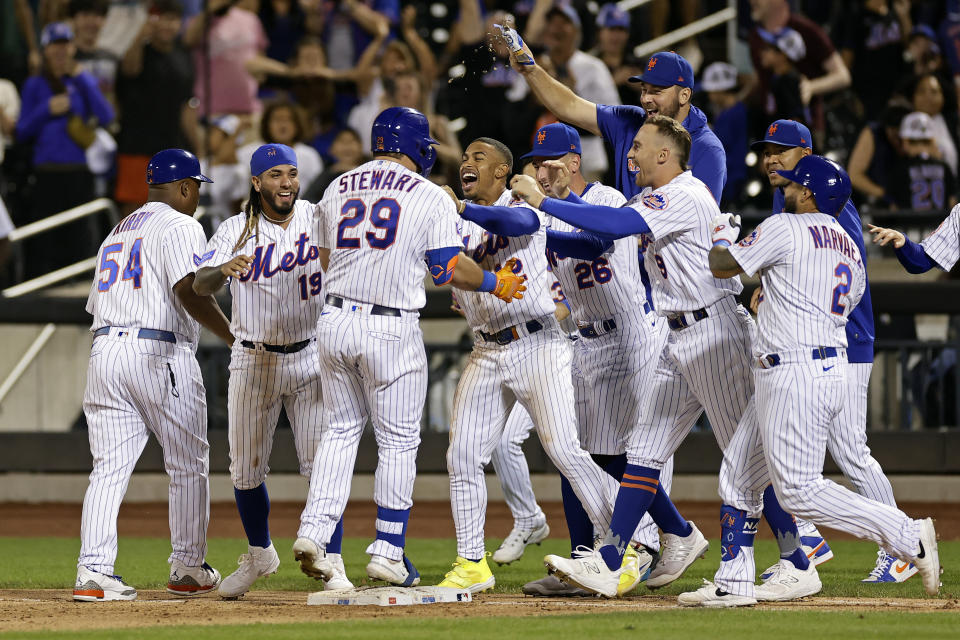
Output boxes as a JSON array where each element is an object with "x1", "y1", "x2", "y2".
[
  {"x1": 867, "y1": 224, "x2": 906, "y2": 248},
  {"x1": 492, "y1": 258, "x2": 527, "y2": 302},
  {"x1": 510, "y1": 175, "x2": 545, "y2": 208},
  {"x1": 710, "y1": 213, "x2": 742, "y2": 246},
  {"x1": 750, "y1": 286, "x2": 764, "y2": 315},
  {"x1": 542, "y1": 159, "x2": 572, "y2": 198},
  {"x1": 442, "y1": 185, "x2": 465, "y2": 214},
  {"x1": 495, "y1": 20, "x2": 536, "y2": 73},
  {"x1": 220, "y1": 255, "x2": 254, "y2": 278}
]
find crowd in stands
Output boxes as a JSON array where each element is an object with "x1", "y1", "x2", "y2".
[{"x1": 2, "y1": 0, "x2": 960, "y2": 285}]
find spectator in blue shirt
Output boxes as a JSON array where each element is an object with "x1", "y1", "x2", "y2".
[
  {"x1": 15, "y1": 22, "x2": 114, "y2": 279},
  {"x1": 701, "y1": 62, "x2": 747, "y2": 207}
]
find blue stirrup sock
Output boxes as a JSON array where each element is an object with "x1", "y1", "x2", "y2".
[
  {"x1": 375, "y1": 506, "x2": 410, "y2": 552},
  {"x1": 234, "y1": 484, "x2": 271, "y2": 548},
  {"x1": 762, "y1": 484, "x2": 810, "y2": 569},
  {"x1": 598, "y1": 464, "x2": 660, "y2": 571},
  {"x1": 649, "y1": 484, "x2": 693, "y2": 538},
  {"x1": 560, "y1": 454, "x2": 629, "y2": 553},
  {"x1": 327, "y1": 517, "x2": 345, "y2": 555},
  {"x1": 720, "y1": 504, "x2": 760, "y2": 562}
]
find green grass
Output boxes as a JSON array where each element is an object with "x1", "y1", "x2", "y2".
[
  {"x1": 3, "y1": 611, "x2": 960, "y2": 640},
  {"x1": 1, "y1": 536, "x2": 956, "y2": 599},
  {"x1": 1, "y1": 537, "x2": 957, "y2": 639}
]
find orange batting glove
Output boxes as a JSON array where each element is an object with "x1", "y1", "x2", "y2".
[{"x1": 492, "y1": 258, "x2": 527, "y2": 302}]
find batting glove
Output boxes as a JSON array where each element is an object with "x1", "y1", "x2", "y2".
[
  {"x1": 710, "y1": 213, "x2": 741, "y2": 247},
  {"x1": 492, "y1": 258, "x2": 527, "y2": 302}
]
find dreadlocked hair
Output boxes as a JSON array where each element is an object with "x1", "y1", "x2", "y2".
[{"x1": 232, "y1": 185, "x2": 262, "y2": 253}]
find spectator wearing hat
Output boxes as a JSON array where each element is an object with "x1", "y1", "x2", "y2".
[
  {"x1": 840, "y1": 0, "x2": 910, "y2": 120},
  {"x1": 507, "y1": 42, "x2": 726, "y2": 202},
  {"x1": 757, "y1": 26, "x2": 810, "y2": 125},
  {"x1": 589, "y1": 3, "x2": 644, "y2": 106},
  {"x1": 69, "y1": 0, "x2": 119, "y2": 108},
  {"x1": 888, "y1": 111, "x2": 957, "y2": 211},
  {"x1": 702, "y1": 62, "x2": 747, "y2": 206},
  {"x1": 748, "y1": 0, "x2": 851, "y2": 136},
  {"x1": 907, "y1": 24, "x2": 944, "y2": 76},
  {"x1": 524, "y1": 1, "x2": 620, "y2": 181},
  {"x1": 15, "y1": 21, "x2": 114, "y2": 279},
  {"x1": 115, "y1": 0, "x2": 195, "y2": 215}
]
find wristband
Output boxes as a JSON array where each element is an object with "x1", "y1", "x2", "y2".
[
  {"x1": 712, "y1": 239, "x2": 731, "y2": 248},
  {"x1": 478, "y1": 270, "x2": 497, "y2": 292}
]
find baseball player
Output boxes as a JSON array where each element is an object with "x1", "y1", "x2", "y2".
[
  {"x1": 868, "y1": 205, "x2": 960, "y2": 274},
  {"x1": 705, "y1": 154, "x2": 942, "y2": 601},
  {"x1": 293, "y1": 107, "x2": 524, "y2": 588},
  {"x1": 480, "y1": 124, "x2": 662, "y2": 596},
  {"x1": 191, "y1": 144, "x2": 351, "y2": 598},
  {"x1": 436, "y1": 136, "x2": 633, "y2": 594},
  {"x1": 76, "y1": 149, "x2": 231, "y2": 602},
  {"x1": 748, "y1": 120, "x2": 917, "y2": 588},
  {"x1": 510, "y1": 115, "x2": 758, "y2": 599}
]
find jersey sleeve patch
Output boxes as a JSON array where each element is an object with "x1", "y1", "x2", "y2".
[
  {"x1": 642, "y1": 191, "x2": 669, "y2": 210},
  {"x1": 737, "y1": 227, "x2": 761, "y2": 247},
  {"x1": 193, "y1": 249, "x2": 216, "y2": 266}
]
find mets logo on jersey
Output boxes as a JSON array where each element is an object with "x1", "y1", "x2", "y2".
[
  {"x1": 738, "y1": 228, "x2": 761, "y2": 247},
  {"x1": 642, "y1": 191, "x2": 669, "y2": 210}
]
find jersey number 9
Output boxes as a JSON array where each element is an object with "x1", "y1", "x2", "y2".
[{"x1": 336, "y1": 198, "x2": 401, "y2": 250}]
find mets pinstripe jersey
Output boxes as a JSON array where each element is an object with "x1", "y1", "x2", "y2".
[
  {"x1": 546, "y1": 183, "x2": 646, "y2": 324},
  {"x1": 206, "y1": 200, "x2": 324, "y2": 343},
  {"x1": 921, "y1": 203, "x2": 960, "y2": 270},
  {"x1": 315, "y1": 159, "x2": 461, "y2": 310},
  {"x1": 630, "y1": 171, "x2": 743, "y2": 315},
  {"x1": 86, "y1": 203, "x2": 208, "y2": 344},
  {"x1": 728, "y1": 212, "x2": 865, "y2": 353},
  {"x1": 456, "y1": 189, "x2": 556, "y2": 333}
]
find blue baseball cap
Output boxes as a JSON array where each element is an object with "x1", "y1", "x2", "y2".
[
  {"x1": 251, "y1": 143, "x2": 298, "y2": 176},
  {"x1": 146, "y1": 149, "x2": 212, "y2": 185},
  {"x1": 520, "y1": 123, "x2": 582, "y2": 160},
  {"x1": 629, "y1": 51, "x2": 694, "y2": 88},
  {"x1": 749, "y1": 119, "x2": 813, "y2": 152},
  {"x1": 41, "y1": 22, "x2": 74, "y2": 47},
  {"x1": 596, "y1": 3, "x2": 630, "y2": 29},
  {"x1": 546, "y1": 3, "x2": 581, "y2": 28},
  {"x1": 911, "y1": 24, "x2": 938, "y2": 42}
]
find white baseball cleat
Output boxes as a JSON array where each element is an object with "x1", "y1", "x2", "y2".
[
  {"x1": 73, "y1": 566, "x2": 137, "y2": 602},
  {"x1": 543, "y1": 546, "x2": 620, "y2": 598},
  {"x1": 167, "y1": 560, "x2": 221, "y2": 596},
  {"x1": 366, "y1": 554, "x2": 421, "y2": 587},
  {"x1": 522, "y1": 574, "x2": 592, "y2": 597},
  {"x1": 913, "y1": 517, "x2": 942, "y2": 596},
  {"x1": 218, "y1": 543, "x2": 281, "y2": 599},
  {"x1": 754, "y1": 558, "x2": 822, "y2": 601},
  {"x1": 323, "y1": 553, "x2": 354, "y2": 590},
  {"x1": 492, "y1": 522, "x2": 551, "y2": 565},
  {"x1": 677, "y1": 579, "x2": 757, "y2": 608},
  {"x1": 862, "y1": 550, "x2": 918, "y2": 583},
  {"x1": 645, "y1": 522, "x2": 709, "y2": 588},
  {"x1": 293, "y1": 537, "x2": 333, "y2": 580}
]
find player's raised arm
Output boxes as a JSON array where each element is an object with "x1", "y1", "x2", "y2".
[
  {"x1": 497, "y1": 22, "x2": 601, "y2": 135},
  {"x1": 867, "y1": 224, "x2": 939, "y2": 274}
]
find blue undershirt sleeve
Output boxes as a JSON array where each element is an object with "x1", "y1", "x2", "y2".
[
  {"x1": 461, "y1": 202, "x2": 539, "y2": 236},
  {"x1": 894, "y1": 236, "x2": 938, "y2": 274},
  {"x1": 545, "y1": 229, "x2": 613, "y2": 260},
  {"x1": 539, "y1": 198, "x2": 650, "y2": 239}
]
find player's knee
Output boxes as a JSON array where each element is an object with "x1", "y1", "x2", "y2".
[
  {"x1": 774, "y1": 482, "x2": 811, "y2": 514},
  {"x1": 232, "y1": 469, "x2": 267, "y2": 491}
]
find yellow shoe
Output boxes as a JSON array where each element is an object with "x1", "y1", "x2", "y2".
[
  {"x1": 437, "y1": 555, "x2": 496, "y2": 593},
  {"x1": 617, "y1": 545, "x2": 655, "y2": 596}
]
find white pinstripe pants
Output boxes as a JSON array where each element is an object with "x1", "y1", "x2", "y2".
[
  {"x1": 79, "y1": 335, "x2": 210, "y2": 573},
  {"x1": 227, "y1": 341, "x2": 323, "y2": 490},
  {"x1": 298, "y1": 307, "x2": 426, "y2": 559},
  {"x1": 448, "y1": 321, "x2": 619, "y2": 559}
]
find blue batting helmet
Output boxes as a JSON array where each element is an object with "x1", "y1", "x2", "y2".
[
  {"x1": 370, "y1": 107, "x2": 437, "y2": 176},
  {"x1": 776, "y1": 154, "x2": 851, "y2": 216},
  {"x1": 146, "y1": 149, "x2": 212, "y2": 185}
]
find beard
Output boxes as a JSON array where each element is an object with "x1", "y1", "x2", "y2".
[
  {"x1": 263, "y1": 186, "x2": 299, "y2": 216},
  {"x1": 783, "y1": 191, "x2": 798, "y2": 212}
]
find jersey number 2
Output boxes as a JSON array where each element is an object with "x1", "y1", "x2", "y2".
[
  {"x1": 98, "y1": 238, "x2": 143, "y2": 291},
  {"x1": 830, "y1": 263, "x2": 852, "y2": 315},
  {"x1": 336, "y1": 198, "x2": 400, "y2": 249}
]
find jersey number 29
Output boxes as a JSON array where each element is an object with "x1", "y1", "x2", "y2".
[{"x1": 336, "y1": 198, "x2": 400, "y2": 249}]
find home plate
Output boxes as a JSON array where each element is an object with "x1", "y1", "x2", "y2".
[{"x1": 307, "y1": 586, "x2": 472, "y2": 606}]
